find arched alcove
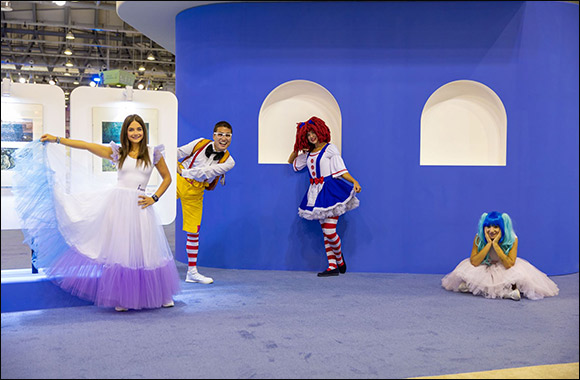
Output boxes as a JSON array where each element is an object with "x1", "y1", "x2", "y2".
[
  {"x1": 420, "y1": 80, "x2": 507, "y2": 166},
  {"x1": 258, "y1": 80, "x2": 342, "y2": 164}
]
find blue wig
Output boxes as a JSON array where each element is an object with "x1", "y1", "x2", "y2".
[{"x1": 476, "y1": 211, "x2": 516, "y2": 265}]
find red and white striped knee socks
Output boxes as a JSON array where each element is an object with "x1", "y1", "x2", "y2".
[
  {"x1": 320, "y1": 216, "x2": 343, "y2": 270},
  {"x1": 186, "y1": 232, "x2": 199, "y2": 271}
]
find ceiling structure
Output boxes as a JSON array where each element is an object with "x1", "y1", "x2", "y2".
[
  {"x1": 116, "y1": 1, "x2": 227, "y2": 55},
  {"x1": 1, "y1": 0, "x2": 176, "y2": 98},
  {"x1": 3, "y1": 1, "x2": 578, "y2": 100}
]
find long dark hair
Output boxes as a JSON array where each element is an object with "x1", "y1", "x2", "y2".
[{"x1": 118, "y1": 114, "x2": 151, "y2": 169}]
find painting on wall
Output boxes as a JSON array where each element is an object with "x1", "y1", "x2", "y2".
[
  {"x1": 101, "y1": 121, "x2": 123, "y2": 172},
  {"x1": 0, "y1": 103, "x2": 43, "y2": 187}
]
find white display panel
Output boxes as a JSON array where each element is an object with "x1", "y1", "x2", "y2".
[
  {"x1": 69, "y1": 86, "x2": 178, "y2": 225},
  {"x1": 1, "y1": 82, "x2": 65, "y2": 230}
]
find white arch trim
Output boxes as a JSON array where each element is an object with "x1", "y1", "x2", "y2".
[
  {"x1": 420, "y1": 80, "x2": 507, "y2": 166},
  {"x1": 258, "y1": 80, "x2": 342, "y2": 164}
]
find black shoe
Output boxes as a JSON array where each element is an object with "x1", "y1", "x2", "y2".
[
  {"x1": 338, "y1": 260, "x2": 347, "y2": 274},
  {"x1": 317, "y1": 268, "x2": 339, "y2": 277}
]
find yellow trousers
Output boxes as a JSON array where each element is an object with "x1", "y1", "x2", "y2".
[{"x1": 176, "y1": 173, "x2": 205, "y2": 233}]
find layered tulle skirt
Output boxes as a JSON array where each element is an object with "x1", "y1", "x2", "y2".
[
  {"x1": 13, "y1": 141, "x2": 180, "y2": 309},
  {"x1": 298, "y1": 176, "x2": 359, "y2": 220},
  {"x1": 441, "y1": 258, "x2": 559, "y2": 300}
]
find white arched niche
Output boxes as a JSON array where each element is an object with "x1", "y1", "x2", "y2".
[
  {"x1": 420, "y1": 80, "x2": 507, "y2": 166},
  {"x1": 258, "y1": 80, "x2": 342, "y2": 164}
]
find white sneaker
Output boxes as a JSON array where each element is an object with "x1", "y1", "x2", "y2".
[
  {"x1": 504, "y1": 288, "x2": 521, "y2": 301},
  {"x1": 115, "y1": 306, "x2": 128, "y2": 312},
  {"x1": 162, "y1": 300, "x2": 174, "y2": 308},
  {"x1": 185, "y1": 270, "x2": 214, "y2": 284},
  {"x1": 458, "y1": 282, "x2": 470, "y2": 293}
]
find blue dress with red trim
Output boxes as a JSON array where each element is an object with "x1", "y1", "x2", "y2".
[{"x1": 293, "y1": 143, "x2": 359, "y2": 220}]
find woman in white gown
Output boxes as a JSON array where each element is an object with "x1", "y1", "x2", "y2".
[{"x1": 13, "y1": 114, "x2": 180, "y2": 311}]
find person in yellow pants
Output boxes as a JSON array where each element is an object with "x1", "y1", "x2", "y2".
[{"x1": 177, "y1": 121, "x2": 235, "y2": 284}]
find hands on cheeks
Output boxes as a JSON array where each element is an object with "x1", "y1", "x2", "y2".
[{"x1": 493, "y1": 230, "x2": 502, "y2": 244}]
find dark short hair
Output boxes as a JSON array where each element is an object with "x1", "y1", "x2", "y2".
[{"x1": 214, "y1": 121, "x2": 232, "y2": 132}]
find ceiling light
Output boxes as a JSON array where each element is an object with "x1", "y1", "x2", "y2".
[
  {"x1": 73, "y1": 80, "x2": 79, "y2": 85},
  {"x1": 1, "y1": 1, "x2": 13, "y2": 11},
  {"x1": 138, "y1": 65, "x2": 146, "y2": 72},
  {"x1": 65, "y1": 59, "x2": 73, "y2": 67},
  {"x1": 52, "y1": 1, "x2": 66, "y2": 6},
  {"x1": 146, "y1": 52, "x2": 156, "y2": 61},
  {"x1": 64, "y1": 48, "x2": 73, "y2": 56},
  {"x1": 137, "y1": 82, "x2": 144, "y2": 90},
  {"x1": 19, "y1": 76, "x2": 26, "y2": 84},
  {"x1": 66, "y1": 31, "x2": 75, "y2": 40},
  {"x1": 49, "y1": 78, "x2": 56, "y2": 85}
]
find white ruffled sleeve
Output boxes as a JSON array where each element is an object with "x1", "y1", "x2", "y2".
[
  {"x1": 109, "y1": 141, "x2": 120, "y2": 163},
  {"x1": 153, "y1": 144, "x2": 166, "y2": 165},
  {"x1": 293, "y1": 152, "x2": 308, "y2": 172},
  {"x1": 326, "y1": 144, "x2": 348, "y2": 178}
]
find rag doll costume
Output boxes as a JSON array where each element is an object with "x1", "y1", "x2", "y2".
[{"x1": 290, "y1": 116, "x2": 360, "y2": 276}]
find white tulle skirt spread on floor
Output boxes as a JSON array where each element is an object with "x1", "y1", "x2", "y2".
[
  {"x1": 441, "y1": 257, "x2": 559, "y2": 300},
  {"x1": 13, "y1": 141, "x2": 180, "y2": 309}
]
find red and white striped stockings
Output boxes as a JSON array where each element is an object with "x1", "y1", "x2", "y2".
[
  {"x1": 320, "y1": 216, "x2": 344, "y2": 270},
  {"x1": 186, "y1": 232, "x2": 199, "y2": 269}
]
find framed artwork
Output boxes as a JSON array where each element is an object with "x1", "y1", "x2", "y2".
[
  {"x1": 91, "y1": 107, "x2": 159, "y2": 189},
  {"x1": 1, "y1": 103, "x2": 43, "y2": 187}
]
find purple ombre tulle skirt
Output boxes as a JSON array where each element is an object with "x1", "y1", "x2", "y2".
[{"x1": 13, "y1": 141, "x2": 180, "y2": 310}]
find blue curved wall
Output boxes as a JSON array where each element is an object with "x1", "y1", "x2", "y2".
[{"x1": 175, "y1": 1, "x2": 579, "y2": 275}]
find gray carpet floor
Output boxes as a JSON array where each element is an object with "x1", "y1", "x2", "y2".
[{"x1": 1, "y1": 260, "x2": 578, "y2": 379}]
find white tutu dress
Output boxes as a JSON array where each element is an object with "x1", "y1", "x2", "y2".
[
  {"x1": 441, "y1": 241, "x2": 559, "y2": 300},
  {"x1": 13, "y1": 140, "x2": 180, "y2": 309}
]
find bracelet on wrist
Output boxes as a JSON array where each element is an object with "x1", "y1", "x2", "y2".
[
  {"x1": 151, "y1": 194, "x2": 159, "y2": 202},
  {"x1": 56, "y1": 137, "x2": 61, "y2": 144}
]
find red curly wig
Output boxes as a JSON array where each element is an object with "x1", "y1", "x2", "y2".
[{"x1": 293, "y1": 116, "x2": 332, "y2": 152}]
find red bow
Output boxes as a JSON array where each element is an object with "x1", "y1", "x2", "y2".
[{"x1": 310, "y1": 177, "x2": 324, "y2": 185}]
